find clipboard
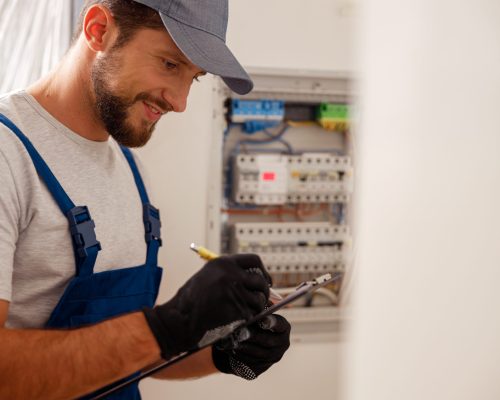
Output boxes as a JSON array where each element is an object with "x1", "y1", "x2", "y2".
[{"x1": 90, "y1": 272, "x2": 340, "y2": 399}]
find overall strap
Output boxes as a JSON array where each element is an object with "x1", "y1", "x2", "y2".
[
  {"x1": 120, "y1": 146, "x2": 162, "y2": 266},
  {"x1": 0, "y1": 113, "x2": 101, "y2": 277}
]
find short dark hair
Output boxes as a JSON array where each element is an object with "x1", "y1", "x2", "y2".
[{"x1": 73, "y1": 0, "x2": 164, "y2": 48}]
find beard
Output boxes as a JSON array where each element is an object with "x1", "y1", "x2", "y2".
[{"x1": 90, "y1": 52, "x2": 169, "y2": 148}]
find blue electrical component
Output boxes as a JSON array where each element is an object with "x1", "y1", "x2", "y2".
[
  {"x1": 242, "y1": 120, "x2": 280, "y2": 134},
  {"x1": 230, "y1": 99, "x2": 285, "y2": 123}
]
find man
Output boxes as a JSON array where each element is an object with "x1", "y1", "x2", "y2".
[{"x1": 0, "y1": 0, "x2": 290, "y2": 398}]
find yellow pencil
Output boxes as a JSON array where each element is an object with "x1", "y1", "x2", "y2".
[{"x1": 190, "y1": 243, "x2": 283, "y2": 303}]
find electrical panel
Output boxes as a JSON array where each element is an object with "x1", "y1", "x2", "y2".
[{"x1": 207, "y1": 68, "x2": 353, "y2": 339}]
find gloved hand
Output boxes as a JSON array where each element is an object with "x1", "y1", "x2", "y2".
[
  {"x1": 143, "y1": 254, "x2": 271, "y2": 360},
  {"x1": 212, "y1": 314, "x2": 291, "y2": 380}
]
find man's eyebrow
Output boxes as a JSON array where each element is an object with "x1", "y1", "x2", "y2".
[{"x1": 168, "y1": 49, "x2": 190, "y2": 65}]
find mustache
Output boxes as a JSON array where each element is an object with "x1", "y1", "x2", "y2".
[{"x1": 134, "y1": 92, "x2": 173, "y2": 113}]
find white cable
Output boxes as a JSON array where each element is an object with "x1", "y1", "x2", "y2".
[
  {"x1": 274, "y1": 286, "x2": 338, "y2": 305},
  {"x1": 313, "y1": 287, "x2": 338, "y2": 305}
]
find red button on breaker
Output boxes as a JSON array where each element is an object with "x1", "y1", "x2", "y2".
[{"x1": 262, "y1": 172, "x2": 276, "y2": 181}]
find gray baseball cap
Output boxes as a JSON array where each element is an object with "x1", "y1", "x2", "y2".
[{"x1": 133, "y1": 0, "x2": 253, "y2": 94}]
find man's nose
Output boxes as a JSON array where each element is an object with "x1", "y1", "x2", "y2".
[{"x1": 162, "y1": 81, "x2": 191, "y2": 113}]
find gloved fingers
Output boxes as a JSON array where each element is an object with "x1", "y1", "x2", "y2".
[
  {"x1": 238, "y1": 287, "x2": 268, "y2": 313},
  {"x1": 240, "y1": 273, "x2": 270, "y2": 305},
  {"x1": 258, "y1": 315, "x2": 277, "y2": 330},
  {"x1": 202, "y1": 256, "x2": 269, "y2": 305},
  {"x1": 214, "y1": 327, "x2": 252, "y2": 351},
  {"x1": 233, "y1": 341, "x2": 289, "y2": 362},
  {"x1": 258, "y1": 314, "x2": 290, "y2": 333},
  {"x1": 215, "y1": 316, "x2": 290, "y2": 353},
  {"x1": 235, "y1": 326, "x2": 252, "y2": 342},
  {"x1": 211, "y1": 318, "x2": 291, "y2": 379},
  {"x1": 230, "y1": 254, "x2": 273, "y2": 286},
  {"x1": 228, "y1": 280, "x2": 267, "y2": 315},
  {"x1": 242, "y1": 328, "x2": 290, "y2": 349}
]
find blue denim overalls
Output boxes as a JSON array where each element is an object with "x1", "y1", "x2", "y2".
[{"x1": 0, "y1": 114, "x2": 163, "y2": 399}]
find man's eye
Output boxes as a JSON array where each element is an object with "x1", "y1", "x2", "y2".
[{"x1": 164, "y1": 60, "x2": 177, "y2": 70}]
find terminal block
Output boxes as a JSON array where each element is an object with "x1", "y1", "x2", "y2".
[
  {"x1": 229, "y1": 222, "x2": 351, "y2": 289},
  {"x1": 316, "y1": 103, "x2": 349, "y2": 132},
  {"x1": 229, "y1": 99, "x2": 285, "y2": 123},
  {"x1": 232, "y1": 153, "x2": 353, "y2": 205}
]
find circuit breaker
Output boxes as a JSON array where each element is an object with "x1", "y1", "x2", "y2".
[
  {"x1": 232, "y1": 154, "x2": 288, "y2": 204},
  {"x1": 230, "y1": 221, "x2": 350, "y2": 279},
  {"x1": 233, "y1": 153, "x2": 353, "y2": 205}
]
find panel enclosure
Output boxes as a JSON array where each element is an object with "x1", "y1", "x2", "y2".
[{"x1": 206, "y1": 68, "x2": 353, "y2": 341}]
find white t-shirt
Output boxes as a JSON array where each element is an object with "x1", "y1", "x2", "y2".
[{"x1": 0, "y1": 90, "x2": 154, "y2": 328}]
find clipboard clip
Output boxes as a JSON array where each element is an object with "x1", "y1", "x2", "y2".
[{"x1": 295, "y1": 273, "x2": 334, "y2": 291}]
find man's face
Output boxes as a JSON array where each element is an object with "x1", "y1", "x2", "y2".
[{"x1": 91, "y1": 28, "x2": 206, "y2": 147}]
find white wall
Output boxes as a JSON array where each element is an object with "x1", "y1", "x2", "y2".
[
  {"x1": 226, "y1": 0, "x2": 356, "y2": 72},
  {"x1": 137, "y1": 1, "x2": 356, "y2": 399},
  {"x1": 345, "y1": 1, "x2": 500, "y2": 400}
]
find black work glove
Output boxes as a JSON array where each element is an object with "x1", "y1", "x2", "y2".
[
  {"x1": 212, "y1": 314, "x2": 291, "y2": 380},
  {"x1": 143, "y1": 254, "x2": 271, "y2": 360}
]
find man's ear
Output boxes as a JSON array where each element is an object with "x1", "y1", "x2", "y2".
[{"x1": 83, "y1": 5, "x2": 117, "y2": 52}]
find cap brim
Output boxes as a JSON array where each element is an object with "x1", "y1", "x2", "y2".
[{"x1": 159, "y1": 13, "x2": 253, "y2": 95}]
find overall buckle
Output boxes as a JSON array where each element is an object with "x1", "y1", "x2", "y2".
[
  {"x1": 66, "y1": 206, "x2": 102, "y2": 258},
  {"x1": 143, "y1": 203, "x2": 162, "y2": 246}
]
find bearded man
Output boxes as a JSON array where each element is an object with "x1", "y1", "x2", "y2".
[{"x1": 0, "y1": 1, "x2": 290, "y2": 398}]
